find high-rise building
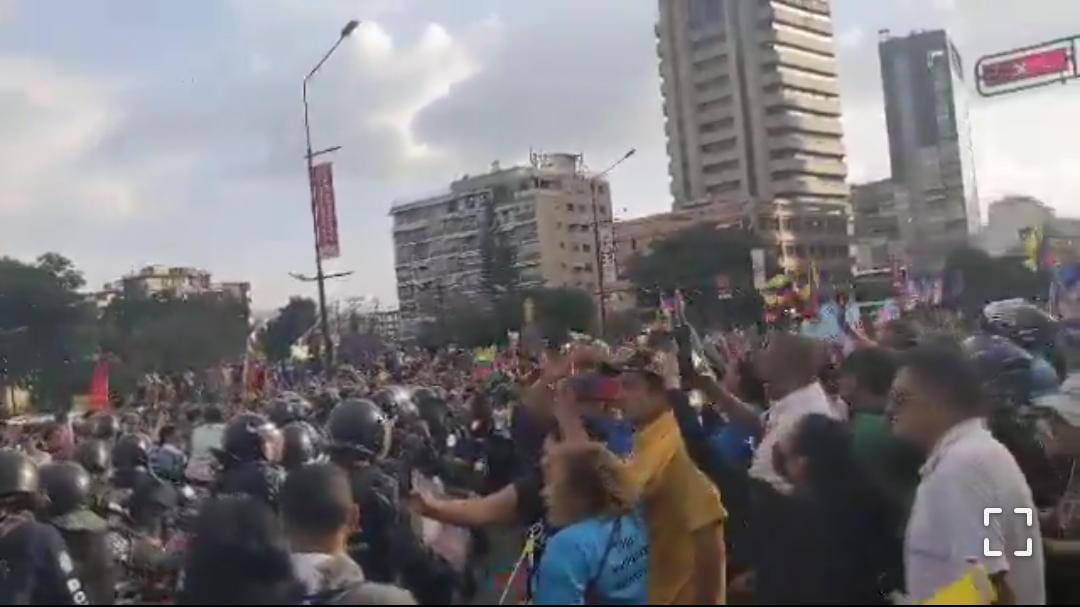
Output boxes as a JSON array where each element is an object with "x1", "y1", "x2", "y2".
[
  {"x1": 390, "y1": 153, "x2": 614, "y2": 336},
  {"x1": 879, "y1": 29, "x2": 979, "y2": 272},
  {"x1": 657, "y1": 0, "x2": 849, "y2": 209}
]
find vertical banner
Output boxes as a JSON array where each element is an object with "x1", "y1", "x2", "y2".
[
  {"x1": 751, "y1": 248, "x2": 767, "y2": 290},
  {"x1": 311, "y1": 162, "x2": 341, "y2": 259}
]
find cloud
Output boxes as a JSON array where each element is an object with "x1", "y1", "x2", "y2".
[{"x1": 0, "y1": 56, "x2": 139, "y2": 219}]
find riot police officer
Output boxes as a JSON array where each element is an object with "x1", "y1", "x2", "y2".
[
  {"x1": 39, "y1": 462, "x2": 115, "y2": 605},
  {"x1": 0, "y1": 450, "x2": 89, "y2": 605},
  {"x1": 87, "y1": 413, "x2": 120, "y2": 443},
  {"x1": 326, "y1": 398, "x2": 462, "y2": 604},
  {"x1": 73, "y1": 439, "x2": 111, "y2": 515},
  {"x1": 214, "y1": 413, "x2": 285, "y2": 507},
  {"x1": 280, "y1": 421, "x2": 322, "y2": 471}
]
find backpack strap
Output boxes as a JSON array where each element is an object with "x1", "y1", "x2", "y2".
[{"x1": 584, "y1": 517, "x2": 623, "y2": 605}]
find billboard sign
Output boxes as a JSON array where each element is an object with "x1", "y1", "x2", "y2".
[
  {"x1": 311, "y1": 162, "x2": 340, "y2": 259},
  {"x1": 976, "y1": 37, "x2": 1077, "y2": 97}
]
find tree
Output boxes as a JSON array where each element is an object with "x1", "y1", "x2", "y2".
[
  {"x1": 260, "y1": 297, "x2": 317, "y2": 362},
  {"x1": 36, "y1": 253, "x2": 87, "y2": 291},
  {"x1": 100, "y1": 293, "x2": 250, "y2": 388},
  {"x1": 0, "y1": 256, "x2": 96, "y2": 410},
  {"x1": 627, "y1": 225, "x2": 762, "y2": 328}
]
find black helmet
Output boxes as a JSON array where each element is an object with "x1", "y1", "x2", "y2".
[
  {"x1": 112, "y1": 433, "x2": 152, "y2": 470},
  {"x1": 74, "y1": 439, "x2": 111, "y2": 475},
  {"x1": 326, "y1": 398, "x2": 391, "y2": 459},
  {"x1": 281, "y1": 421, "x2": 322, "y2": 469},
  {"x1": 223, "y1": 413, "x2": 279, "y2": 462},
  {"x1": 39, "y1": 462, "x2": 91, "y2": 516},
  {"x1": 0, "y1": 449, "x2": 39, "y2": 498},
  {"x1": 373, "y1": 386, "x2": 417, "y2": 419},
  {"x1": 89, "y1": 413, "x2": 120, "y2": 440},
  {"x1": 267, "y1": 398, "x2": 301, "y2": 427},
  {"x1": 982, "y1": 299, "x2": 1059, "y2": 351}
]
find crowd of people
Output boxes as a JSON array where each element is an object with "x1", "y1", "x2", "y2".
[{"x1": 1, "y1": 298, "x2": 1079, "y2": 604}]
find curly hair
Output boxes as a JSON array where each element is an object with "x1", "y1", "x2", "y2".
[{"x1": 549, "y1": 442, "x2": 640, "y2": 522}]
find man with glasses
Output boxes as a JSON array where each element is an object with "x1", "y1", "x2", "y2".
[{"x1": 889, "y1": 345, "x2": 1045, "y2": 604}]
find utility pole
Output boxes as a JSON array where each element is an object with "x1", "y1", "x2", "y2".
[
  {"x1": 299, "y1": 19, "x2": 359, "y2": 375},
  {"x1": 589, "y1": 149, "x2": 636, "y2": 337}
]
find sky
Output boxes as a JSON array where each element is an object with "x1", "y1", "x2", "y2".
[{"x1": 3, "y1": 0, "x2": 1080, "y2": 312}]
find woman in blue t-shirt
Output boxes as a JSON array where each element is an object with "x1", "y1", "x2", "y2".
[{"x1": 533, "y1": 441, "x2": 649, "y2": 605}]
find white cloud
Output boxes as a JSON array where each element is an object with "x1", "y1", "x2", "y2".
[{"x1": 0, "y1": 56, "x2": 141, "y2": 220}]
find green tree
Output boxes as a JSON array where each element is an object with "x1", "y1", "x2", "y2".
[
  {"x1": 0, "y1": 255, "x2": 96, "y2": 411},
  {"x1": 100, "y1": 293, "x2": 250, "y2": 389},
  {"x1": 260, "y1": 297, "x2": 317, "y2": 361},
  {"x1": 627, "y1": 225, "x2": 762, "y2": 328}
]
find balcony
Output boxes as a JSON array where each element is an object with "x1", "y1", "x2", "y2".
[
  {"x1": 769, "y1": 156, "x2": 846, "y2": 177},
  {"x1": 765, "y1": 112, "x2": 843, "y2": 136},
  {"x1": 765, "y1": 25, "x2": 835, "y2": 57},
  {"x1": 761, "y1": 2, "x2": 833, "y2": 37},
  {"x1": 768, "y1": 134, "x2": 845, "y2": 156},
  {"x1": 759, "y1": 47, "x2": 836, "y2": 77},
  {"x1": 765, "y1": 90, "x2": 840, "y2": 116},
  {"x1": 760, "y1": 68, "x2": 839, "y2": 97},
  {"x1": 772, "y1": 177, "x2": 850, "y2": 199}
]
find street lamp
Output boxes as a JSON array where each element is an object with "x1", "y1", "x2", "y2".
[
  {"x1": 302, "y1": 19, "x2": 359, "y2": 375},
  {"x1": 590, "y1": 148, "x2": 636, "y2": 337}
]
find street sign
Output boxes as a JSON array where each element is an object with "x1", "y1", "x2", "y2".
[
  {"x1": 311, "y1": 162, "x2": 340, "y2": 259},
  {"x1": 976, "y1": 37, "x2": 1078, "y2": 97}
]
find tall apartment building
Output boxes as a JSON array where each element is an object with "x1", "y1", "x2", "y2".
[
  {"x1": 879, "y1": 29, "x2": 979, "y2": 273},
  {"x1": 390, "y1": 153, "x2": 613, "y2": 335},
  {"x1": 657, "y1": 0, "x2": 849, "y2": 209}
]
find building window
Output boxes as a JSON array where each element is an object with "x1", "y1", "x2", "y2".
[
  {"x1": 572, "y1": 244, "x2": 580, "y2": 252},
  {"x1": 701, "y1": 137, "x2": 737, "y2": 154},
  {"x1": 705, "y1": 180, "x2": 740, "y2": 194},
  {"x1": 557, "y1": 221, "x2": 562, "y2": 228},
  {"x1": 687, "y1": 0, "x2": 723, "y2": 29},
  {"x1": 631, "y1": 239, "x2": 638, "y2": 251},
  {"x1": 584, "y1": 263, "x2": 594, "y2": 272},
  {"x1": 695, "y1": 75, "x2": 731, "y2": 93},
  {"x1": 703, "y1": 159, "x2": 740, "y2": 174},
  {"x1": 566, "y1": 203, "x2": 574, "y2": 212},
  {"x1": 698, "y1": 96, "x2": 733, "y2": 113},
  {"x1": 700, "y1": 117, "x2": 735, "y2": 132},
  {"x1": 583, "y1": 243, "x2": 591, "y2": 252},
  {"x1": 560, "y1": 242, "x2": 565, "y2": 249}
]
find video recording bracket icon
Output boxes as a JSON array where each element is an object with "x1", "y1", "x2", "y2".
[{"x1": 983, "y1": 507, "x2": 1034, "y2": 558}]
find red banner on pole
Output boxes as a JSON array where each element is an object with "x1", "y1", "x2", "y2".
[
  {"x1": 89, "y1": 359, "x2": 109, "y2": 411},
  {"x1": 311, "y1": 162, "x2": 341, "y2": 259}
]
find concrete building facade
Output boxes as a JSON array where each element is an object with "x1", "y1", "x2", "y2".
[
  {"x1": 657, "y1": 0, "x2": 849, "y2": 209},
  {"x1": 611, "y1": 196, "x2": 850, "y2": 309},
  {"x1": 103, "y1": 266, "x2": 251, "y2": 305},
  {"x1": 850, "y1": 178, "x2": 912, "y2": 271},
  {"x1": 390, "y1": 153, "x2": 613, "y2": 335},
  {"x1": 879, "y1": 29, "x2": 979, "y2": 272}
]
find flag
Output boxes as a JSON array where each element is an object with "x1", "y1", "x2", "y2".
[
  {"x1": 311, "y1": 162, "x2": 341, "y2": 260},
  {"x1": 89, "y1": 359, "x2": 109, "y2": 411}
]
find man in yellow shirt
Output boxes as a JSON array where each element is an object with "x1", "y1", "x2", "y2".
[{"x1": 607, "y1": 347, "x2": 727, "y2": 604}]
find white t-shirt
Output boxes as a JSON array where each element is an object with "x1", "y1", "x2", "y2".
[
  {"x1": 749, "y1": 381, "x2": 840, "y2": 492},
  {"x1": 905, "y1": 418, "x2": 1046, "y2": 604}
]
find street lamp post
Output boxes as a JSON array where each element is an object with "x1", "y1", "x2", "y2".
[
  {"x1": 590, "y1": 148, "x2": 636, "y2": 337},
  {"x1": 302, "y1": 19, "x2": 359, "y2": 375}
]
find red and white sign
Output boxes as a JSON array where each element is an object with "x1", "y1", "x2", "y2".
[
  {"x1": 981, "y1": 48, "x2": 1071, "y2": 86},
  {"x1": 311, "y1": 162, "x2": 340, "y2": 260}
]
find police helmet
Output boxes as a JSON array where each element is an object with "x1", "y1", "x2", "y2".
[
  {"x1": 267, "y1": 397, "x2": 303, "y2": 427},
  {"x1": 223, "y1": 413, "x2": 279, "y2": 462},
  {"x1": 89, "y1": 413, "x2": 120, "y2": 440},
  {"x1": 74, "y1": 439, "x2": 111, "y2": 475},
  {"x1": 112, "y1": 433, "x2": 153, "y2": 470},
  {"x1": 326, "y1": 398, "x2": 391, "y2": 459},
  {"x1": 281, "y1": 421, "x2": 322, "y2": 469},
  {"x1": 39, "y1": 461, "x2": 91, "y2": 516},
  {"x1": 0, "y1": 449, "x2": 39, "y2": 498},
  {"x1": 373, "y1": 386, "x2": 417, "y2": 419},
  {"x1": 982, "y1": 299, "x2": 1059, "y2": 351}
]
